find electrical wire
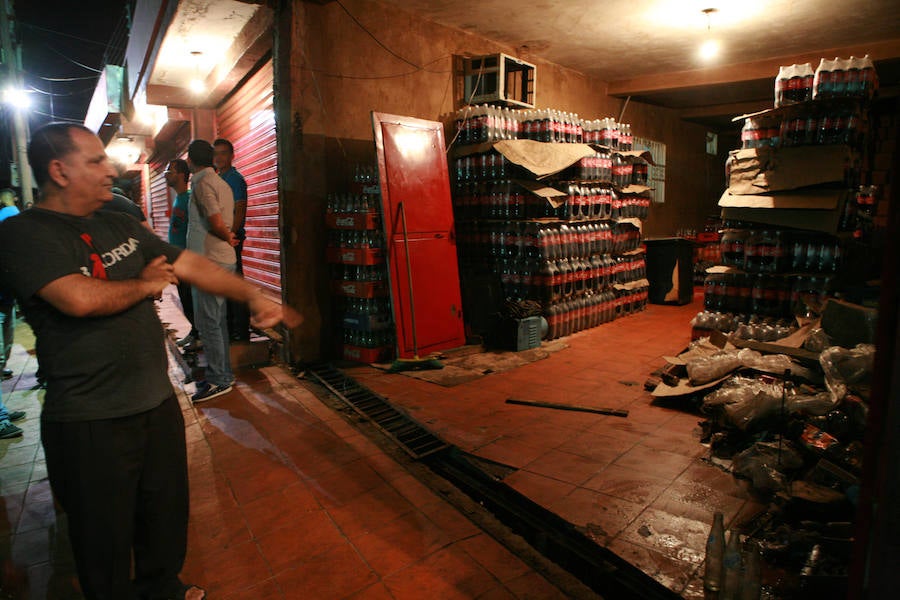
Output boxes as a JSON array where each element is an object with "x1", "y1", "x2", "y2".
[
  {"x1": 301, "y1": 63, "x2": 451, "y2": 80},
  {"x1": 298, "y1": 38, "x2": 347, "y2": 160},
  {"x1": 101, "y1": 5, "x2": 131, "y2": 66},
  {"x1": 335, "y1": 0, "x2": 421, "y2": 70},
  {"x1": 44, "y1": 44, "x2": 103, "y2": 73},
  {"x1": 24, "y1": 72, "x2": 98, "y2": 82},
  {"x1": 17, "y1": 21, "x2": 118, "y2": 49},
  {"x1": 27, "y1": 84, "x2": 95, "y2": 97},
  {"x1": 445, "y1": 62, "x2": 486, "y2": 152},
  {"x1": 29, "y1": 110, "x2": 84, "y2": 123},
  {"x1": 617, "y1": 96, "x2": 631, "y2": 124},
  {"x1": 333, "y1": 0, "x2": 450, "y2": 75}
]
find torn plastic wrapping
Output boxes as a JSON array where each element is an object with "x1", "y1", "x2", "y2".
[
  {"x1": 687, "y1": 352, "x2": 743, "y2": 385},
  {"x1": 687, "y1": 347, "x2": 794, "y2": 386},
  {"x1": 788, "y1": 392, "x2": 836, "y2": 416},
  {"x1": 732, "y1": 440, "x2": 804, "y2": 493},
  {"x1": 704, "y1": 376, "x2": 836, "y2": 430},
  {"x1": 736, "y1": 348, "x2": 794, "y2": 373},
  {"x1": 819, "y1": 344, "x2": 876, "y2": 403},
  {"x1": 703, "y1": 377, "x2": 782, "y2": 430},
  {"x1": 803, "y1": 328, "x2": 832, "y2": 353}
]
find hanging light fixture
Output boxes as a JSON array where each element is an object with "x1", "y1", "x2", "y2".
[
  {"x1": 189, "y1": 51, "x2": 206, "y2": 94},
  {"x1": 698, "y1": 8, "x2": 720, "y2": 61}
]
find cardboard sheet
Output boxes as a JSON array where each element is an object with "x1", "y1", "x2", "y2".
[
  {"x1": 652, "y1": 374, "x2": 730, "y2": 398},
  {"x1": 718, "y1": 188, "x2": 847, "y2": 234},
  {"x1": 493, "y1": 139, "x2": 595, "y2": 179},
  {"x1": 718, "y1": 188, "x2": 844, "y2": 210},
  {"x1": 613, "y1": 278, "x2": 650, "y2": 291},
  {"x1": 727, "y1": 146, "x2": 851, "y2": 195}
]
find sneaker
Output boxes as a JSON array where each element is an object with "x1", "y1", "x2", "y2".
[
  {"x1": 191, "y1": 381, "x2": 233, "y2": 403},
  {"x1": 8, "y1": 410, "x2": 25, "y2": 422},
  {"x1": 183, "y1": 338, "x2": 204, "y2": 353},
  {"x1": 2, "y1": 368, "x2": 12, "y2": 380},
  {"x1": 0, "y1": 421, "x2": 23, "y2": 439}
]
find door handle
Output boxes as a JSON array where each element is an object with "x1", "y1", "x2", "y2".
[{"x1": 434, "y1": 233, "x2": 444, "y2": 239}]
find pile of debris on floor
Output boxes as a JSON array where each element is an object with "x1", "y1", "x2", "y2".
[{"x1": 645, "y1": 298, "x2": 876, "y2": 599}]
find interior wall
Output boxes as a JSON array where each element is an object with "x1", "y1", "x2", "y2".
[{"x1": 280, "y1": 0, "x2": 722, "y2": 359}]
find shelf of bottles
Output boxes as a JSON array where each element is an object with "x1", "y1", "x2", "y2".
[
  {"x1": 450, "y1": 106, "x2": 655, "y2": 340},
  {"x1": 740, "y1": 55, "x2": 878, "y2": 152},
  {"x1": 705, "y1": 224, "x2": 843, "y2": 314},
  {"x1": 697, "y1": 56, "x2": 882, "y2": 342},
  {"x1": 325, "y1": 165, "x2": 395, "y2": 364}
]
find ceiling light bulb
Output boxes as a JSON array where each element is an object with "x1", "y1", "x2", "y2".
[
  {"x1": 189, "y1": 78, "x2": 205, "y2": 94},
  {"x1": 699, "y1": 39, "x2": 720, "y2": 60}
]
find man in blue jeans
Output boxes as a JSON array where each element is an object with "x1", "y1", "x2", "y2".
[
  {"x1": 213, "y1": 138, "x2": 251, "y2": 342},
  {"x1": 186, "y1": 139, "x2": 238, "y2": 403},
  {"x1": 0, "y1": 310, "x2": 26, "y2": 438}
]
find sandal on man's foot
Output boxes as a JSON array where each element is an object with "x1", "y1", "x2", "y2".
[
  {"x1": 173, "y1": 584, "x2": 206, "y2": 600},
  {"x1": 185, "y1": 586, "x2": 206, "y2": 600}
]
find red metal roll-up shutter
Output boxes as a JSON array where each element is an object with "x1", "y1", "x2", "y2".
[
  {"x1": 216, "y1": 59, "x2": 281, "y2": 295},
  {"x1": 147, "y1": 123, "x2": 190, "y2": 241},
  {"x1": 148, "y1": 161, "x2": 170, "y2": 239}
]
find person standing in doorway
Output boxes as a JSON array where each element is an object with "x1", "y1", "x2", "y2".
[
  {"x1": 187, "y1": 139, "x2": 238, "y2": 402},
  {"x1": 0, "y1": 188, "x2": 21, "y2": 381},
  {"x1": 0, "y1": 312, "x2": 26, "y2": 438},
  {"x1": 213, "y1": 138, "x2": 251, "y2": 342},
  {"x1": 165, "y1": 158, "x2": 199, "y2": 350},
  {"x1": 0, "y1": 122, "x2": 301, "y2": 599}
]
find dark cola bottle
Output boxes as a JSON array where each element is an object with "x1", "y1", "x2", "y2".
[
  {"x1": 556, "y1": 257, "x2": 572, "y2": 299},
  {"x1": 543, "y1": 259, "x2": 560, "y2": 303},
  {"x1": 589, "y1": 254, "x2": 602, "y2": 290},
  {"x1": 545, "y1": 303, "x2": 558, "y2": 340},
  {"x1": 557, "y1": 224, "x2": 571, "y2": 258},
  {"x1": 545, "y1": 226, "x2": 559, "y2": 260}
]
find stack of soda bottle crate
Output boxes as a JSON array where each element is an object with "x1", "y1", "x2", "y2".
[
  {"x1": 697, "y1": 55, "x2": 883, "y2": 341},
  {"x1": 325, "y1": 165, "x2": 395, "y2": 363},
  {"x1": 450, "y1": 106, "x2": 652, "y2": 340}
]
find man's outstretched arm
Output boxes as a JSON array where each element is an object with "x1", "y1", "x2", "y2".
[{"x1": 172, "y1": 250, "x2": 302, "y2": 329}]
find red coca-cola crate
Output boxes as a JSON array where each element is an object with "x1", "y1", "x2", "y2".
[
  {"x1": 696, "y1": 231, "x2": 721, "y2": 244},
  {"x1": 342, "y1": 312, "x2": 393, "y2": 331},
  {"x1": 341, "y1": 344, "x2": 393, "y2": 364},
  {"x1": 326, "y1": 247, "x2": 384, "y2": 265},
  {"x1": 332, "y1": 279, "x2": 389, "y2": 298},
  {"x1": 325, "y1": 212, "x2": 381, "y2": 230},
  {"x1": 348, "y1": 183, "x2": 382, "y2": 196}
]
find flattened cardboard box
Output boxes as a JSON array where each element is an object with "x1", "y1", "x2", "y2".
[
  {"x1": 727, "y1": 145, "x2": 852, "y2": 195},
  {"x1": 718, "y1": 188, "x2": 847, "y2": 234}
]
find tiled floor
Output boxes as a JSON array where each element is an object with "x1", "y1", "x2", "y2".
[
  {"x1": 0, "y1": 290, "x2": 574, "y2": 600},
  {"x1": 344, "y1": 291, "x2": 767, "y2": 598},
  {"x1": 2, "y1": 287, "x2": 764, "y2": 599}
]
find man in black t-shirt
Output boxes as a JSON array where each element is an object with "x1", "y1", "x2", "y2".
[{"x1": 0, "y1": 123, "x2": 301, "y2": 600}]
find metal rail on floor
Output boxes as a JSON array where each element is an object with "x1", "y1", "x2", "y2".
[
  {"x1": 304, "y1": 363, "x2": 449, "y2": 459},
  {"x1": 303, "y1": 363, "x2": 682, "y2": 600}
]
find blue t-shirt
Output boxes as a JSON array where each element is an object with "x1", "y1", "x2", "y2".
[
  {"x1": 219, "y1": 167, "x2": 247, "y2": 238},
  {"x1": 0, "y1": 205, "x2": 20, "y2": 222},
  {"x1": 168, "y1": 190, "x2": 190, "y2": 248}
]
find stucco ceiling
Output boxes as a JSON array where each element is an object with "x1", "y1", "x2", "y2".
[
  {"x1": 385, "y1": 0, "x2": 900, "y2": 81},
  {"x1": 150, "y1": 0, "x2": 259, "y2": 88},
  {"x1": 147, "y1": 0, "x2": 900, "y2": 130},
  {"x1": 383, "y1": 0, "x2": 900, "y2": 129}
]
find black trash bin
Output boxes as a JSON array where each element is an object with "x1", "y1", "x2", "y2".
[{"x1": 644, "y1": 237, "x2": 695, "y2": 305}]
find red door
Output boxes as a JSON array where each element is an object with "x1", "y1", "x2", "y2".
[{"x1": 372, "y1": 112, "x2": 466, "y2": 359}]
